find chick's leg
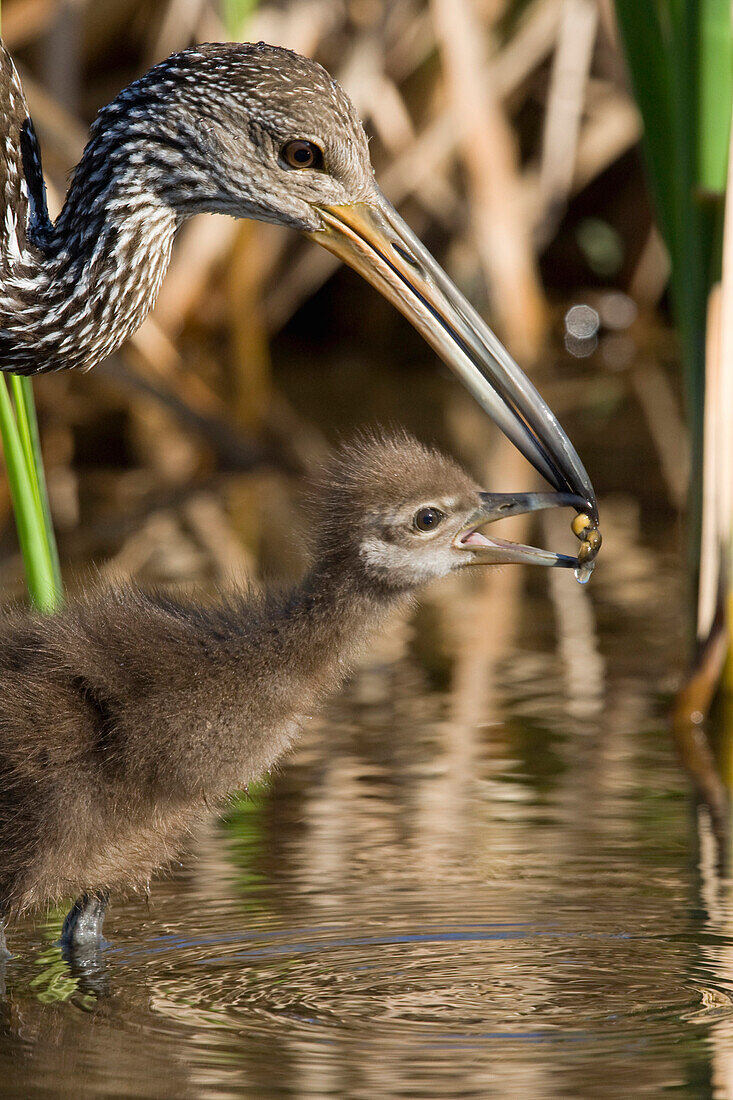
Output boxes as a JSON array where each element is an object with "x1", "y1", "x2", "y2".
[{"x1": 60, "y1": 890, "x2": 109, "y2": 949}]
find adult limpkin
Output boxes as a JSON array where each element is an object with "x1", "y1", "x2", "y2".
[
  {"x1": 0, "y1": 430, "x2": 586, "y2": 953},
  {"x1": 0, "y1": 38, "x2": 598, "y2": 522}
]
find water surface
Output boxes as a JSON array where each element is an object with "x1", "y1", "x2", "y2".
[{"x1": 0, "y1": 350, "x2": 726, "y2": 1098}]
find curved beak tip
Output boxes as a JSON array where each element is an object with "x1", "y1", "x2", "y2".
[{"x1": 455, "y1": 490, "x2": 598, "y2": 573}]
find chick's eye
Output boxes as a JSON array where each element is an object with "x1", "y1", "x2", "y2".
[
  {"x1": 281, "y1": 139, "x2": 324, "y2": 170},
  {"x1": 414, "y1": 507, "x2": 444, "y2": 533}
]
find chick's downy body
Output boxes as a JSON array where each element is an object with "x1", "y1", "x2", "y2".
[
  {"x1": 0, "y1": 589, "x2": 331, "y2": 913},
  {"x1": 0, "y1": 434, "x2": 472, "y2": 916},
  {"x1": 0, "y1": 432, "x2": 579, "y2": 946}
]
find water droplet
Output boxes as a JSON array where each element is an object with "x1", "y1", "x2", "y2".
[{"x1": 574, "y1": 560, "x2": 595, "y2": 585}]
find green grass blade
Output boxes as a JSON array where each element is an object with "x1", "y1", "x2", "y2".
[
  {"x1": 0, "y1": 2, "x2": 62, "y2": 610},
  {"x1": 10, "y1": 376, "x2": 63, "y2": 598},
  {"x1": 614, "y1": 0, "x2": 722, "y2": 523},
  {"x1": 698, "y1": 0, "x2": 733, "y2": 195},
  {"x1": 222, "y1": 0, "x2": 259, "y2": 37},
  {"x1": 616, "y1": 0, "x2": 733, "y2": 639},
  {"x1": 0, "y1": 378, "x2": 58, "y2": 611},
  {"x1": 614, "y1": 3, "x2": 677, "y2": 251},
  {"x1": 9, "y1": 376, "x2": 42, "y2": 512}
]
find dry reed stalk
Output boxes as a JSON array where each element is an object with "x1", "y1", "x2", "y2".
[
  {"x1": 671, "y1": 104, "x2": 733, "y2": 826},
  {"x1": 537, "y1": 0, "x2": 598, "y2": 247},
  {"x1": 569, "y1": 87, "x2": 641, "y2": 191},
  {"x1": 227, "y1": 221, "x2": 271, "y2": 432},
  {"x1": 146, "y1": 0, "x2": 208, "y2": 67},
  {"x1": 244, "y1": 0, "x2": 342, "y2": 56},
  {"x1": 82, "y1": 0, "x2": 139, "y2": 59},
  {"x1": 698, "y1": 285, "x2": 724, "y2": 642},
  {"x1": 520, "y1": 86, "x2": 641, "y2": 237},
  {"x1": 128, "y1": 323, "x2": 227, "y2": 418},
  {"x1": 718, "y1": 113, "x2": 733, "y2": 667},
  {"x1": 630, "y1": 361, "x2": 690, "y2": 512},
  {"x1": 628, "y1": 226, "x2": 670, "y2": 305},
  {"x1": 432, "y1": 0, "x2": 546, "y2": 362},
  {"x1": 1, "y1": 0, "x2": 58, "y2": 48},
  {"x1": 150, "y1": 216, "x2": 243, "y2": 336},
  {"x1": 41, "y1": 0, "x2": 83, "y2": 114},
  {"x1": 183, "y1": 492, "x2": 256, "y2": 581},
  {"x1": 691, "y1": 96, "x2": 733, "y2": 668},
  {"x1": 491, "y1": 0, "x2": 563, "y2": 97},
  {"x1": 671, "y1": 623, "x2": 729, "y2": 841},
  {"x1": 366, "y1": 72, "x2": 416, "y2": 154}
]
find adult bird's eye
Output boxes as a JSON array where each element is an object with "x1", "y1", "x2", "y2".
[
  {"x1": 413, "y1": 507, "x2": 444, "y2": 533},
  {"x1": 281, "y1": 139, "x2": 324, "y2": 170}
]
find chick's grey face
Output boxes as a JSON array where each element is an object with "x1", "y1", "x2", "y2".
[
  {"x1": 319, "y1": 435, "x2": 583, "y2": 589},
  {"x1": 178, "y1": 45, "x2": 375, "y2": 230},
  {"x1": 358, "y1": 491, "x2": 479, "y2": 589}
]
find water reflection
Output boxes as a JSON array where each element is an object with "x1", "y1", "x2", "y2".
[{"x1": 0, "y1": 350, "x2": 727, "y2": 1098}]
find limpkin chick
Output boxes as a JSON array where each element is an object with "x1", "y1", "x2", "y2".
[
  {"x1": 0, "y1": 432, "x2": 582, "y2": 955},
  {"x1": 0, "y1": 38, "x2": 598, "y2": 523}
]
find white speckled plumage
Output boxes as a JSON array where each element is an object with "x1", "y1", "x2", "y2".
[{"x1": 0, "y1": 39, "x2": 373, "y2": 374}]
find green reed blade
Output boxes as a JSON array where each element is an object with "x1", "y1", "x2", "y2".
[
  {"x1": 615, "y1": 0, "x2": 732, "y2": 587},
  {"x1": 10, "y1": 375, "x2": 63, "y2": 598},
  {"x1": 222, "y1": 0, "x2": 259, "y2": 37},
  {"x1": 0, "y1": 1, "x2": 63, "y2": 610},
  {"x1": 0, "y1": 378, "x2": 58, "y2": 611},
  {"x1": 9, "y1": 376, "x2": 43, "y2": 513},
  {"x1": 615, "y1": 1, "x2": 711, "y2": 454},
  {"x1": 698, "y1": 0, "x2": 733, "y2": 196}
]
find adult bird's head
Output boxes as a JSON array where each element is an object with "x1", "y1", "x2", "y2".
[
  {"x1": 107, "y1": 42, "x2": 374, "y2": 229},
  {"x1": 128, "y1": 41, "x2": 595, "y2": 520}
]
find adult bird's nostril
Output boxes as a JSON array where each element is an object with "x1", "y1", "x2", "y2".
[{"x1": 391, "y1": 241, "x2": 420, "y2": 268}]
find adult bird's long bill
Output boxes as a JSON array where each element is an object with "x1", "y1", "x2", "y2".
[
  {"x1": 455, "y1": 491, "x2": 587, "y2": 569},
  {"x1": 310, "y1": 193, "x2": 598, "y2": 524}
]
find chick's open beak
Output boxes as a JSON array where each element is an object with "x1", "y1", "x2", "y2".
[
  {"x1": 308, "y1": 194, "x2": 598, "y2": 523},
  {"x1": 454, "y1": 491, "x2": 587, "y2": 568}
]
